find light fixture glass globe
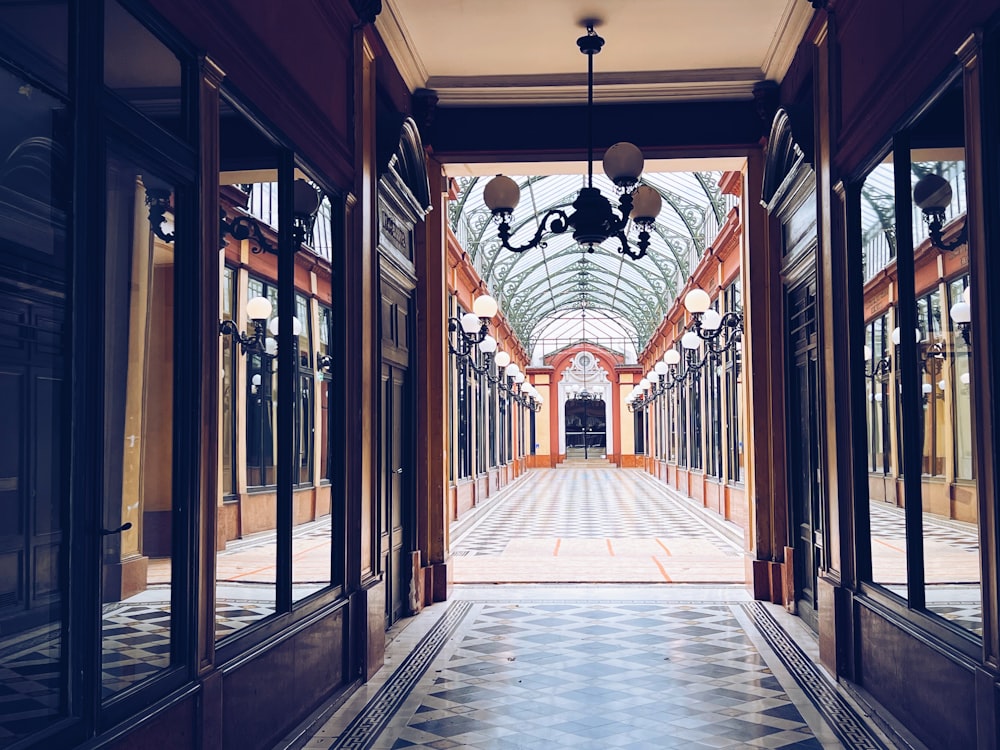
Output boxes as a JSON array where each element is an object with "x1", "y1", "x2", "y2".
[
  {"x1": 246, "y1": 296, "x2": 272, "y2": 321},
  {"x1": 478, "y1": 335, "x2": 497, "y2": 353},
  {"x1": 472, "y1": 294, "x2": 498, "y2": 319},
  {"x1": 950, "y1": 300, "x2": 971, "y2": 324},
  {"x1": 630, "y1": 185, "x2": 662, "y2": 223},
  {"x1": 251, "y1": 373, "x2": 262, "y2": 387},
  {"x1": 663, "y1": 349, "x2": 681, "y2": 366},
  {"x1": 961, "y1": 372, "x2": 971, "y2": 385},
  {"x1": 293, "y1": 178, "x2": 320, "y2": 217},
  {"x1": 700, "y1": 309, "x2": 723, "y2": 331},
  {"x1": 505, "y1": 363, "x2": 521, "y2": 377},
  {"x1": 640, "y1": 378, "x2": 651, "y2": 390},
  {"x1": 268, "y1": 316, "x2": 303, "y2": 337},
  {"x1": 264, "y1": 338, "x2": 278, "y2": 356},
  {"x1": 684, "y1": 288, "x2": 711, "y2": 314},
  {"x1": 681, "y1": 330, "x2": 702, "y2": 349},
  {"x1": 645, "y1": 370, "x2": 656, "y2": 382},
  {"x1": 495, "y1": 351, "x2": 511, "y2": 368},
  {"x1": 913, "y1": 173, "x2": 953, "y2": 212},
  {"x1": 602, "y1": 142, "x2": 644, "y2": 185},
  {"x1": 654, "y1": 361, "x2": 669, "y2": 375},
  {"x1": 863, "y1": 344, "x2": 873, "y2": 361},
  {"x1": 514, "y1": 372, "x2": 525, "y2": 384},
  {"x1": 460, "y1": 312, "x2": 481, "y2": 334},
  {"x1": 938, "y1": 379, "x2": 947, "y2": 391},
  {"x1": 922, "y1": 382, "x2": 933, "y2": 394},
  {"x1": 483, "y1": 175, "x2": 520, "y2": 213},
  {"x1": 891, "y1": 326, "x2": 921, "y2": 346}
]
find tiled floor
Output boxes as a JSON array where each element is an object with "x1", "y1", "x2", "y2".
[
  {"x1": 277, "y1": 468, "x2": 909, "y2": 750},
  {"x1": 281, "y1": 586, "x2": 901, "y2": 750},
  {"x1": 451, "y1": 469, "x2": 744, "y2": 584}
]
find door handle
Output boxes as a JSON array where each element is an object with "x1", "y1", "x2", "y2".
[{"x1": 101, "y1": 522, "x2": 133, "y2": 536}]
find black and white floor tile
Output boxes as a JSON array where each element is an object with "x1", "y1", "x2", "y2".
[{"x1": 283, "y1": 587, "x2": 900, "y2": 750}]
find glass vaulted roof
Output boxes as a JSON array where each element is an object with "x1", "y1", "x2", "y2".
[{"x1": 450, "y1": 170, "x2": 728, "y2": 362}]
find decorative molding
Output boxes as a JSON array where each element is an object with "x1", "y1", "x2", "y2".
[
  {"x1": 426, "y1": 68, "x2": 764, "y2": 106},
  {"x1": 375, "y1": 0, "x2": 429, "y2": 92},
  {"x1": 762, "y1": 0, "x2": 817, "y2": 81},
  {"x1": 350, "y1": 0, "x2": 382, "y2": 26},
  {"x1": 761, "y1": 107, "x2": 813, "y2": 211}
]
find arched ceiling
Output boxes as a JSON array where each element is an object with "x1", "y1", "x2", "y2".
[{"x1": 451, "y1": 169, "x2": 729, "y2": 358}]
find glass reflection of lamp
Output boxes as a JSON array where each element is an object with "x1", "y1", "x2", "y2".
[
  {"x1": 951, "y1": 290, "x2": 972, "y2": 346},
  {"x1": 913, "y1": 172, "x2": 967, "y2": 252},
  {"x1": 219, "y1": 295, "x2": 272, "y2": 355},
  {"x1": 292, "y1": 178, "x2": 321, "y2": 244},
  {"x1": 144, "y1": 177, "x2": 176, "y2": 244}
]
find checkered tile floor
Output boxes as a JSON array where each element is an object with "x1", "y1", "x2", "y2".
[
  {"x1": 284, "y1": 587, "x2": 896, "y2": 750},
  {"x1": 453, "y1": 470, "x2": 738, "y2": 557},
  {"x1": 451, "y1": 469, "x2": 744, "y2": 584},
  {"x1": 869, "y1": 500, "x2": 982, "y2": 634}
]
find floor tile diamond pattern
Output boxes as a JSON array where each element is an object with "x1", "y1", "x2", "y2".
[{"x1": 297, "y1": 598, "x2": 867, "y2": 749}]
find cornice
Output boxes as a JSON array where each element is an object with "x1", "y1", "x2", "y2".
[
  {"x1": 375, "y1": 0, "x2": 429, "y2": 93},
  {"x1": 761, "y1": 0, "x2": 815, "y2": 81}
]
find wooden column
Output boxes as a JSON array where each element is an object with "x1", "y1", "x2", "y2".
[
  {"x1": 414, "y1": 154, "x2": 450, "y2": 604},
  {"x1": 742, "y1": 151, "x2": 788, "y2": 602}
]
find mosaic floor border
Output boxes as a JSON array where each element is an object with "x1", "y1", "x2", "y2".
[{"x1": 282, "y1": 593, "x2": 909, "y2": 750}]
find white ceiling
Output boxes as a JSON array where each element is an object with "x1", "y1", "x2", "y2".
[{"x1": 376, "y1": 0, "x2": 813, "y2": 106}]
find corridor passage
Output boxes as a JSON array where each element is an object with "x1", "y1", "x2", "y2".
[
  {"x1": 278, "y1": 469, "x2": 903, "y2": 750},
  {"x1": 451, "y1": 467, "x2": 745, "y2": 584}
]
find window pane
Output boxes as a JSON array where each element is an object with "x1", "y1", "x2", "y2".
[
  {"x1": 217, "y1": 101, "x2": 280, "y2": 639},
  {"x1": 104, "y1": 0, "x2": 185, "y2": 140},
  {"x1": 221, "y1": 267, "x2": 236, "y2": 496},
  {"x1": 0, "y1": 62, "x2": 70, "y2": 743},
  {"x1": 908, "y1": 80, "x2": 980, "y2": 636},
  {"x1": 0, "y1": 1, "x2": 69, "y2": 94},
  {"x1": 102, "y1": 157, "x2": 178, "y2": 695},
  {"x1": 860, "y1": 155, "x2": 907, "y2": 600}
]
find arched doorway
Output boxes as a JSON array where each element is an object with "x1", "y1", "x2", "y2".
[
  {"x1": 564, "y1": 396, "x2": 606, "y2": 459},
  {"x1": 559, "y1": 350, "x2": 612, "y2": 462}
]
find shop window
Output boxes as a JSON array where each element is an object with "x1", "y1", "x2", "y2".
[
  {"x1": 724, "y1": 282, "x2": 744, "y2": 483},
  {"x1": 221, "y1": 266, "x2": 237, "y2": 497},
  {"x1": 105, "y1": 0, "x2": 186, "y2": 140},
  {"x1": 0, "y1": 56, "x2": 71, "y2": 745},
  {"x1": 854, "y1": 76, "x2": 981, "y2": 638}
]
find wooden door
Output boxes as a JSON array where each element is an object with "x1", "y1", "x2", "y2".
[
  {"x1": 786, "y1": 271, "x2": 823, "y2": 630},
  {"x1": 379, "y1": 278, "x2": 412, "y2": 627}
]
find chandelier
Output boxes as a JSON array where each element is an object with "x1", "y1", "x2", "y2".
[{"x1": 482, "y1": 23, "x2": 663, "y2": 261}]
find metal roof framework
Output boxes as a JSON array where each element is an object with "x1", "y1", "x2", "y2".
[{"x1": 451, "y1": 170, "x2": 726, "y2": 360}]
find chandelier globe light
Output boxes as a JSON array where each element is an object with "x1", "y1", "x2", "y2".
[{"x1": 482, "y1": 23, "x2": 662, "y2": 261}]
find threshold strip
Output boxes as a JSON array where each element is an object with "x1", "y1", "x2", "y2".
[
  {"x1": 329, "y1": 600, "x2": 474, "y2": 750},
  {"x1": 742, "y1": 601, "x2": 890, "y2": 750}
]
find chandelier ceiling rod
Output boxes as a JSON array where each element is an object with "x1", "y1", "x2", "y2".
[{"x1": 483, "y1": 21, "x2": 663, "y2": 261}]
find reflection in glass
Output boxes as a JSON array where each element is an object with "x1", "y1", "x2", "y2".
[
  {"x1": 861, "y1": 155, "x2": 907, "y2": 600},
  {"x1": 216, "y1": 103, "x2": 280, "y2": 639},
  {"x1": 0, "y1": 62, "x2": 70, "y2": 744},
  {"x1": 102, "y1": 157, "x2": 177, "y2": 695},
  {"x1": 906, "y1": 83, "x2": 981, "y2": 636},
  {"x1": 104, "y1": 0, "x2": 184, "y2": 139}
]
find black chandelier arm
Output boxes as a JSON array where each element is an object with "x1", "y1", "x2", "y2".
[
  {"x1": 864, "y1": 356, "x2": 891, "y2": 380},
  {"x1": 219, "y1": 318, "x2": 267, "y2": 355},
  {"x1": 495, "y1": 208, "x2": 570, "y2": 253},
  {"x1": 220, "y1": 209, "x2": 277, "y2": 255},
  {"x1": 923, "y1": 212, "x2": 968, "y2": 252},
  {"x1": 613, "y1": 230, "x2": 649, "y2": 262},
  {"x1": 465, "y1": 353, "x2": 495, "y2": 376}
]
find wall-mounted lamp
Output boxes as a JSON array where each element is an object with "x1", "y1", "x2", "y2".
[
  {"x1": 913, "y1": 173, "x2": 967, "y2": 252},
  {"x1": 144, "y1": 185, "x2": 175, "y2": 244},
  {"x1": 951, "y1": 290, "x2": 972, "y2": 346},
  {"x1": 683, "y1": 287, "x2": 743, "y2": 356},
  {"x1": 317, "y1": 353, "x2": 333, "y2": 372},
  {"x1": 447, "y1": 294, "x2": 498, "y2": 366},
  {"x1": 292, "y1": 178, "x2": 321, "y2": 244},
  {"x1": 219, "y1": 296, "x2": 272, "y2": 355},
  {"x1": 219, "y1": 178, "x2": 323, "y2": 254}
]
